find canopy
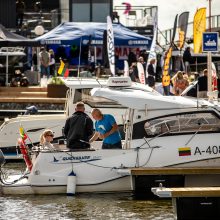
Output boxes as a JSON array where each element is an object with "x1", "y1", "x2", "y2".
[
  {"x1": 0, "y1": 24, "x2": 39, "y2": 47},
  {"x1": 35, "y1": 22, "x2": 152, "y2": 48}
]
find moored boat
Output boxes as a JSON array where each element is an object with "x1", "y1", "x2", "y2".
[{"x1": 1, "y1": 77, "x2": 220, "y2": 195}]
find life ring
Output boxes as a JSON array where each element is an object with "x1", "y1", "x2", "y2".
[{"x1": 18, "y1": 138, "x2": 33, "y2": 171}]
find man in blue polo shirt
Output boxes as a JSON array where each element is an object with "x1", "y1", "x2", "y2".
[{"x1": 89, "y1": 108, "x2": 122, "y2": 149}]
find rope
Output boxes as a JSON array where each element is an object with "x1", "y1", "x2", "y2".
[{"x1": 0, "y1": 165, "x2": 29, "y2": 186}]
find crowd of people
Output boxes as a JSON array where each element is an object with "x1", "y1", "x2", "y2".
[
  {"x1": 125, "y1": 46, "x2": 214, "y2": 97},
  {"x1": 29, "y1": 44, "x2": 212, "y2": 98}
]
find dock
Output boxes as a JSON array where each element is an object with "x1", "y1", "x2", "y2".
[
  {"x1": 0, "y1": 86, "x2": 66, "y2": 104},
  {"x1": 152, "y1": 187, "x2": 220, "y2": 220},
  {"x1": 0, "y1": 86, "x2": 66, "y2": 119},
  {"x1": 152, "y1": 186, "x2": 220, "y2": 197},
  {"x1": 128, "y1": 167, "x2": 220, "y2": 218},
  {"x1": 130, "y1": 167, "x2": 220, "y2": 175},
  {"x1": 124, "y1": 167, "x2": 220, "y2": 199}
]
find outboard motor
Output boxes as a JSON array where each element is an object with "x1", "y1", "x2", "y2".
[
  {"x1": 24, "y1": 105, "x2": 38, "y2": 115},
  {"x1": 0, "y1": 149, "x2": 5, "y2": 165}
]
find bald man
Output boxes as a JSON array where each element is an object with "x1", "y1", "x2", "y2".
[{"x1": 89, "y1": 109, "x2": 122, "y2": 149}]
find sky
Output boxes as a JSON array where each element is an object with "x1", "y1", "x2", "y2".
[{"x1": 113, "y1": 0, "x2": 220, "y2": 30}]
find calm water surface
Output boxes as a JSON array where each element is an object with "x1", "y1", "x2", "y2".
[{"x1": 0, "y1": 163, "x2": 174, "y2": 220}]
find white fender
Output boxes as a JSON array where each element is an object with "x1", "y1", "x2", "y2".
[{"x1": 67, "y1": 171, "x2": 76, "y2": 196}]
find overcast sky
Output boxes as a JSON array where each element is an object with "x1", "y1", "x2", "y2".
[{"x1": 113, "y1": 0, "x2": 220, "y2": 30}]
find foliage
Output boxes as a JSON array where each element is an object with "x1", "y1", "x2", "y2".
[{"x1": 48, "y1": 76, "x2": 64, "y2": 85}]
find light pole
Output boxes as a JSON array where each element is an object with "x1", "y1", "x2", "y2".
[{"x1": 208, "y1": 0, "x2": 212, "y2": 31}]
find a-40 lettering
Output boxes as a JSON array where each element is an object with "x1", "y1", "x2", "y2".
[{"x1": 194, "y1": 146, "x2": 220, "y2": 155}]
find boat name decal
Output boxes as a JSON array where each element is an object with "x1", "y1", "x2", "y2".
[
  {"x1": 63, "y1": 156, "x2": 91, "y2": 161},
  {"x1": 194, "y1": 146, "x2": 220, "y2": 156},
  {"x1": 51, "y1": 155, "x2": 102, "y2": 163}
]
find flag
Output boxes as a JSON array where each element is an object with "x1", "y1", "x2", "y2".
[
  {"x1": 212, "y1": 62, "x2": 218, "y2": 91},
  {"x1": 193, "y1": 8, "x2": 206, "y2": 53},
  {"x1": 162, "y1": 14, "x2": 177, "y2": 88},
  {"x1": 102, "y1": 30, "x2": 109, "y2": 68},
  {"x1": 63, "y1": 68, "x2": 69, "y2": 78},
  {"x1": 122, "y1": 2, "x2": 131, "y2": 15},
  {"x1": 146, "y1": 10, "x2": 158, "y2": 79},
  {"x1": 137, "y1": 62, "x2": 146, "y2": 84},
  {"x1": 162, "y1": 47, "x2": 172, "y2": 87},
  {"x1": 178, "y1": 11, "x2": 189, "y2": 49},
  {"x1": 171, "y1": 14, "x2": 178, "y2": 44},
  {"x1": 58, "y1": 60, "x2": 65, "y2": 75},
  {"x1": 19, "y1": 126, "x2": 27, "y2": 141},
  {"x1": 58, "y1": 60, "x2": 69, "y2": 78},
  {"x1": 124, "y1": 60, "x2": 129, "y2": 77},
  {"x1": 107, "y1": 16, "x2": 115, "y2": 76},
  {"x1": 178, "y1": 147, "x2": 191, "y2": 156}
]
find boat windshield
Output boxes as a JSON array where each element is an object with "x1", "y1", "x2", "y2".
[
  {"x1": 144, "y1": 111, "x2": 220, "y2": 137},
  {"x1": 73, "y1": 88, "x2": 123, "y2": 108}
]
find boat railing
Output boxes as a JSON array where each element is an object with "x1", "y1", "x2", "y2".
[
  {"x1": 0, "y1": 47, "x2": 25, "y2": 53},
  {"x1": 64, "y1": 89, "x2": 70, "y2": 117}
]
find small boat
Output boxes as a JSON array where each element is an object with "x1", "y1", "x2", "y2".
[{"x1": 1, "y1": 76, "x2": 220, "y2": 195}]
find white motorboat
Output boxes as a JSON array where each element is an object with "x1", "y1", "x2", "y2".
[
  {"x1": 0, "y1": 77, "x2": 156, "y2": 159},
  {"x1": 1, "y1": 77, "x2": 220, "y2": 195}
]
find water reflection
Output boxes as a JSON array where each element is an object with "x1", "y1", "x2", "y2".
[
  {"x1": 0, "y1": 194, "x2": 173, "y2": 220},
  {"x1": 0, "y1": 163, "x2": 174, "y2": 220}
]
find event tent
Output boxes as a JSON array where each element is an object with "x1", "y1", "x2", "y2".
[
  {"x1": 0, "y1": 24, "x2": 40, "y2": 85},
  {"x1": 0, "y1": 24, "x2": 39, "y2": 47},
  {"x1": 35, "y1": 22, "x2": 152, "y2": 48}
]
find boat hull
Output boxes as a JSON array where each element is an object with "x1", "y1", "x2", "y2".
[{"x1": 1, "y1": 175, "x2": 131, "y2": 195}]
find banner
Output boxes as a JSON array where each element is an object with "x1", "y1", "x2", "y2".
[
  {"x1": 107, "y1": 16, "x2": 115, "y2": 76},
  {"x1": 146, "y1": 10, "x2": 158, "y2": 79},
  {"x1": 137, "y1": 62, "x2": 146, "y2": 84},
  {"x1": 124, "y1": 60, "x2": 129, "y2": 76},
  {"x1": 171, "y1": 14, "x2": 178, "y2": 44},
  {"x1": 162, "y1": 47, "x2": 172, "y2": 87},
  {"x1": 193, "y1": 8, "x2": 206, "y2": 53},
  {"x1": 212, "y1": 62, "x2": 218, "y2": 91},
  {"x1": 178, "y1": 11, "x2": 189, "y2": 49}
]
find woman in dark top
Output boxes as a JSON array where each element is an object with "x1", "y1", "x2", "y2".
[{"x1": 147, "y1": 58, "x2": 156, "y2": 88}]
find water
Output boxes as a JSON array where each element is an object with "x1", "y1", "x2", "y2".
[{"x1": 0, "y1": 163, "x2": 174, "y2": 220}]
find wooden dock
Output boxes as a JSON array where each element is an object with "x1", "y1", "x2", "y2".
[
  {"x1": 152, "y1": 186, "x2": 220, "y2": 198},
  {"x1": 152, "y1": 186, "x2": 220, "y2": 220},
  {"x1": 125, "y1": 167, "x2": 220, "y2": 199},
  {"x1": 130, "y1": 167, "x2": 220, "y2": 175},
  {"x1": 0, "y1": 86, "x2": 66, "y2": 104}
]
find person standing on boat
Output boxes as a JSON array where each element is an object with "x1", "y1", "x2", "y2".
[
  {"x1": 90, "y1": 109, "x2": 122, "y2": 149},
  {"x1": 64, "y1": 102, "x2": 93, "y2": 149}
]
